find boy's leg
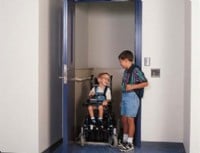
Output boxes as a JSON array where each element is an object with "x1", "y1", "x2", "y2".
[
  {"x1": 124, "y1": 92, "x2": 138, "y2": 145},
  {"x1": 98, "y1": 105, "x2": 103, "y2": 127},
  {"x1": 88, "y1": 105, "x2": 94, "y2": 118},
  {"x1": 121, "y1": 94, "x2": 129, "y2": 144},
  {"x1": 121, "y1": 116, "x2": 128, "y2": 143},
  {"x1": 98, "y1": 105, "x2": 103, "y2": 119},
  {"x1": 127, "y1": 117, "x2": 135, "y2": 144},
  {"x1": 119, "y1": 117, "x2": 135, "y2": 152},
  {"x1": 88, "y1": 106, "x2": 96, "y2": 124}
]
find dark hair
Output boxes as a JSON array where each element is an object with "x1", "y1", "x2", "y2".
[{"x1": 118, "y1": 50, "x2": 134, "y2": 62}]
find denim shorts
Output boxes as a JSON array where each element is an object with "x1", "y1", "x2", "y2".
[{"x1": 121, "y1": 92, "x2": 140, "y2": 117}]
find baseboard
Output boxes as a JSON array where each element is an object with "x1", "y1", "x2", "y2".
[{"x1": 42, "y1": 138, "x2": 63, "y2": 153}]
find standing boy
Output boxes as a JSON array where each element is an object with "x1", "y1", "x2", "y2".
[{"x1": 118, "y1": 50, "x2": 148, "y2": 152}]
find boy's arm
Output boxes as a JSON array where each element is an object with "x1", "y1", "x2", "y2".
[
  {"x1": 89, "y1": 87, "x2": 95, "y2": 97},
  {"x1": 126, "y1": 82, "x2": 148, "y2": 91},
  {"x1": 102, "y1": 88, "x2": 111, "y2": 106},
  {"x1": 126, "y1": 66, "x2": 148, "y2": 91}
]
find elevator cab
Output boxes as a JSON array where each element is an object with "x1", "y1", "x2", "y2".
[{"x1": 62, "y1": 0, "x2": 142, "y2": 151}]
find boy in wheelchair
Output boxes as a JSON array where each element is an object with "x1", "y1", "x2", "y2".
[
  {"x1": 87, "y1": 72, "x2": 111, "y2": 128},
  {"x1": 80, "y1": 72, "x2": 118, "y2": 146}
]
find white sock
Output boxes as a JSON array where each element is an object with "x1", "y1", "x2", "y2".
[
  {"x1": 127, "y1": 137, "x2": 133, "y2": 144},
  {"x1": 98, "y1": 117, "x2": 102, "y2": 120},
  {"x1": 123, "y1": 134, "x2": 128, "y2": 143},
  {"x1": 91, "y1": 117, "x2": 95, "y2": 120}
]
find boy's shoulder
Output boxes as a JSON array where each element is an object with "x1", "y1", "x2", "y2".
[
  {"x1": 133, "y1": 64, "x2": 143, "y2": 73},
  {"x1": 133, "y1": 64, "x2": 141, "y2": 69},
  {"x1": 126, "y1": 64, "x2": 141, "y2": 73}
]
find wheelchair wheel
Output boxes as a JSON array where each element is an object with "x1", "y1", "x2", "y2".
[
  {"x1": 80, "y1": 127, "x2": 85, "y2": 147},
  {"x1": 109, "y1": 134, "x2": 118, "y2": 147},
  {"x1": 80, "y1": 134, "x2": 85, "y2": 146}
]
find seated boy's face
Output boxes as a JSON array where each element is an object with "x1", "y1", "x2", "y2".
[{"x1": 98, "y1": 74, "x2": 110, "y2": 86}]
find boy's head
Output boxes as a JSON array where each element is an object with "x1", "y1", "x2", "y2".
[
  {"x1": 97, "y1": 72, "x2": 110, "y2": 86},
  {"x1": 118, "y1": 50, "x2": 134, "y2": 69}
]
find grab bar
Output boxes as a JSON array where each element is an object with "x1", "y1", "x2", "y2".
[{"x1": 71, "y1": 76, "x2": 91, "y2": 82}]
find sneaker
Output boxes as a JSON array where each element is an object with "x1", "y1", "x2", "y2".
[
  {"x1": 90, "y1": 119, "x2": 96, "y2": 130},
  {"x1": 118, "y1": 141, "x2": 127, "y2": 150},
  {"x1": 91, "y1": 119, "x2": 96, "y2": 125},
  {"x1": 97, "y1": 119, "x2": 103, "y2": 128},
  {"x1": 120, "y1": 143, "x2": 134, "y2": 152}
]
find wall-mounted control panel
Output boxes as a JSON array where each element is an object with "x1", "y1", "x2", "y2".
[{"x1": 151, "y1": 69, "x2": 160, "y2": 78}]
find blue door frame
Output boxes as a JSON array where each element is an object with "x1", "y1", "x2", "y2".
[
  {"x1": 134, "y1": 0, "x2": 142, "y2": 147},
  {"x1": 63, "y1": 0, "x2": 143, "y2": 149},
  {"x1": 62, "y1": 0, "x2": 68, "y2": 146},
  {"x1": 62, "y1": 0, "x2": 75, "y2": 152}
]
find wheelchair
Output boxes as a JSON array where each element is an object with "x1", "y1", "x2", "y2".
[{"x1": 79, "y1": 75, "x2": 118, "y2": 147}]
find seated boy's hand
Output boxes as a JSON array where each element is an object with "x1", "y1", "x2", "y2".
[
  {"x1": 102, "y1": 101, "x2": 108, "y2": 106},
  {"x1": 126, "y1": 84, "x2": 133, "y2": 91},
  {"x1": 88, "y1": 91, "x2": 95, "y2": 98}
]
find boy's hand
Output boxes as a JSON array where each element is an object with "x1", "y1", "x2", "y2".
[
  {"x1": 126, "y1": 84, "x2": 134, "y2": 91},
  {"x1": 89, "y1": 91, "x2": 95, "y2": 98},
  {"x1": 102, "y1": 101, "x2": 108, "y2": 106}
]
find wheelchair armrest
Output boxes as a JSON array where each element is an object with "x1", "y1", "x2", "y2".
[
  {"x1": 83, "y1": 97, "x2": 112, "y2": 107},
  {"x1": 82, "y1": 99, "x2": 99, "y2": 106}
]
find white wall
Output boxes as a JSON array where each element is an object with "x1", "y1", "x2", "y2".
[
  {"x1": 0, "y1": 0, "x2": 62, "y2": 152},
  {"x1": 189, "y1": 0, "x2": 200, "y2": 152},
  {"x1": 0, "y1": 0, "x2": 39, "y2": 152},
  {"x1": 142, "y1": 0, "x2": 185, "y2": 142},
  {"x1": 184, "y1": 0, "x2": 191, "y2": 152}
]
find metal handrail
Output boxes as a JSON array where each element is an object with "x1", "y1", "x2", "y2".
[{"x1": 71, "y1": 76, "x2": 91, "y2": 82}]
